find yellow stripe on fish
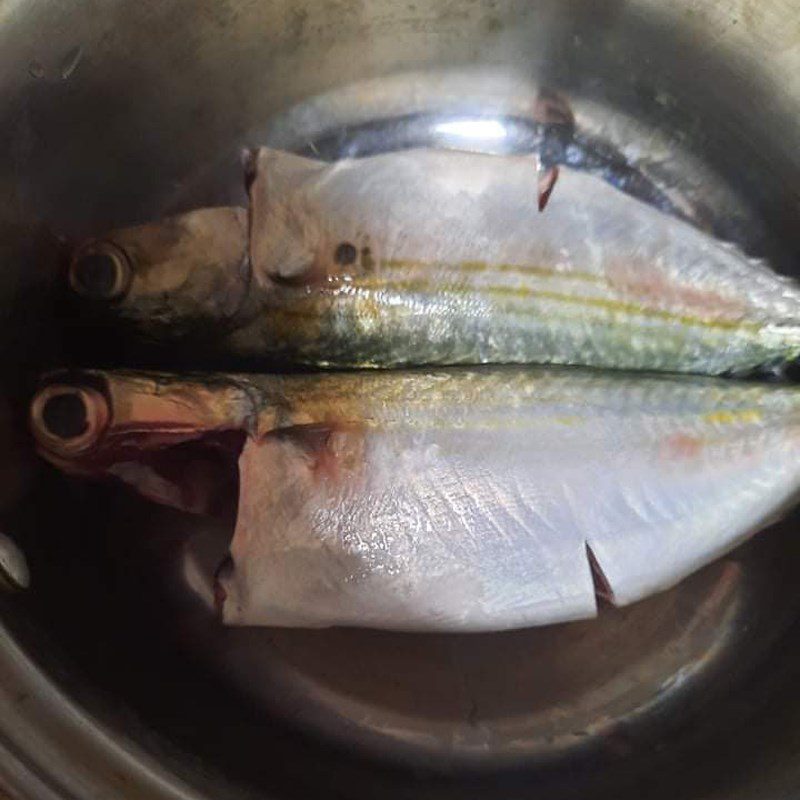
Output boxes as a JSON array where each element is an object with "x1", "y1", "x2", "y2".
[{"x1": 348, "y1": 276, "x2": 763, "y2": 334}]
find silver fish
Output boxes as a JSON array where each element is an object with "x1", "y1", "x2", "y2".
[
  {"x1": 30, "y1": 367, "x2": 800, "y2": 631},
  {"x1": 67, "y1": 147, "x2": 800, "y2": 374}
]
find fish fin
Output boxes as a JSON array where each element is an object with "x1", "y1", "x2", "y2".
[
  {"x1": 272, "y1": 422, "x2": 365, "y2": 484},
  {"x1": 538, "y1": 165, "x2": 559, "y2": 212},
  {"x1": 247, "y1": 147, "x2": 330, "y2": 285},
  {"x1": 586, "y1": 543, "x2": 616, "y2": 608}
]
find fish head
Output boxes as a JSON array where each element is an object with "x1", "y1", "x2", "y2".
[
  {"x1": 67, "y1": 207, "x2": 250, "y2": 342},
  {"x1": 30, "y1": 371, "x2": 252, "y2": 514}
]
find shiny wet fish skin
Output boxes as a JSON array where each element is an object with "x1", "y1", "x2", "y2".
[
  {"x1": 244, "y1": 147, "x2": 800, "y2": 374},
  {"x1": 70, "y1": 146, "x2": 800, "y2": 375},
  {"x1": 30, "y1": 367, "x2": 800, "y2": 631}
]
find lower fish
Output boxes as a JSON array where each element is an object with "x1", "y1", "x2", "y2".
[
  {"x1": 68, "y1": 147, "x2": 800, "y2": 375},
  {"x1": 30, "y1": 367, "x2": 800, "y2": 631}
]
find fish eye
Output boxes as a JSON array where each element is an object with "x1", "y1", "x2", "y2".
[
  {"x1": 42, "y1": 392, "x2": 88, "y2": 439},
  {"x1": 30, "y1": 384, "x2": 109, "y2": 455},
  {"x1": 334, "y1": 242, "x2": 358, "y2": 266},
  {"x1": 69, "y1": 242, "x2": 132, "y2": 301}
]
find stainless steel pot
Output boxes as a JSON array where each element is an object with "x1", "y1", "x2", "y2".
[{"x1": 1, "y1": 1, "x2": 800, "y2": 798}]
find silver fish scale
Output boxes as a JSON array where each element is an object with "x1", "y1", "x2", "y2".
[{"x1": 218, "y1": 368, "x2": 800, "y2": 631}]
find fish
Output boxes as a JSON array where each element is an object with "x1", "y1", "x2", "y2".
[
  {"x1": 30, "y1": 366, "x2": 800, "y2": 632},
  {"x1": 66, "y1": 146, "x2": 800, "y2": 375}
]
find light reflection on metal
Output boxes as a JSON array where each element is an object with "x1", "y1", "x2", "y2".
[{"x1": 433, "y1": 118, "x2": 508, "y2": 141}]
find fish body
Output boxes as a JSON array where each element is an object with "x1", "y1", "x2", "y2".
[
  {"x1": 70, "y1": 147, "x2": 800, "y2": 375},
  {"x1": 31, "y1": 367, "x2": 800, "y2": 631}
]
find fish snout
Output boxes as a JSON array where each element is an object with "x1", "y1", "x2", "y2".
[
  {"x1": 69, "y1": 241, "x2": 132, "y2": 302},
  {"x1": 30, "y1": 382, "x2": 110, "y2": 457}
]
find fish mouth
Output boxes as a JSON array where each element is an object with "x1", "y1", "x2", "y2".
[
  {"x1": 69, "y1": 240, "x2": 132, "y2": 302},
  {"x1": 30, "y1": 383, "x2": 110, "y2": 457}
]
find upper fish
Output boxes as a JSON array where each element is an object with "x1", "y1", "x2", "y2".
[{"x1": 66, "y1": 147, "x2": 800, "y2": 375}]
